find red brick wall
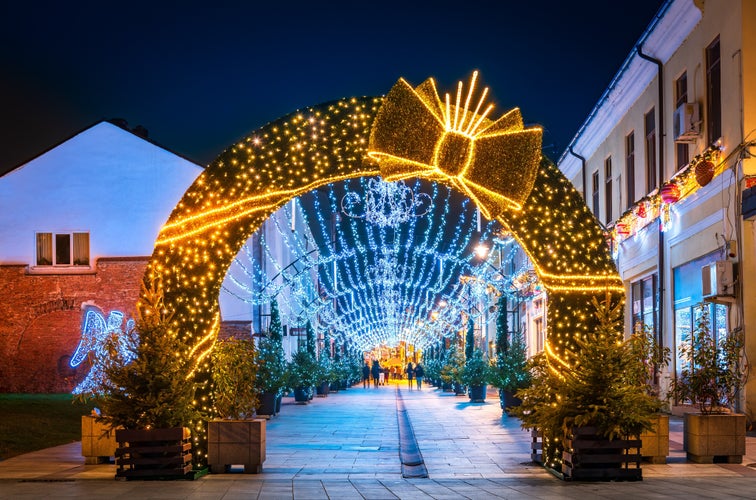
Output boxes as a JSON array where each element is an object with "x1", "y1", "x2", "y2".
[
  {"x1": 218, "y1": 321, "x2": 253, "y2": 341},
  {"x1": 0, "y1": 258, "x2": 148, "y2": 393}
]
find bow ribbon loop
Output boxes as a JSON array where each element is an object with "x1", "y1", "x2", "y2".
[{"x1": 367, "y1": 74, "x2": 542, "y2": 219}]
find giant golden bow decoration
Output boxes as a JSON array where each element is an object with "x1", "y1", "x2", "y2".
[{"x1": 368, "y1": 72, "x2": 542, "y2": 219}]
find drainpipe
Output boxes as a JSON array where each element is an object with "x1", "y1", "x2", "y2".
[
  {"x1": 636, "y1": 43, "x2": 665, "y2": 347},
  {"x1": 568, "y1": 146, "x2": 587, "y2": 201}
]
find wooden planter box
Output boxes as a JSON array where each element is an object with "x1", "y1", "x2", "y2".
[
  {"x1": 562, "y1": 427, "x2": 642, "y2": 481},
  {"x1": 207, "y1": 419, "x2": 266, "y2": 474},
  {"x1": 640, "y1": 414, "x2": 669, "y2": 464},
  {"x1": 530, "y1": 429, "x2": 542, "y2": 464},
  {"x1": 684, "y1": 413, "x2": 746, "y2": 463},
  {"x1": 81, "y1": 415, "x2": 119, "y2": 464},
  {"x1": 115, "y1": 427, "x2": 192, "y2": 479}
]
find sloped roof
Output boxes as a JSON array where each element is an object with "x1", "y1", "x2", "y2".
[{"x1": 0, "y1": 118, "x2": 203, "y2": 177}]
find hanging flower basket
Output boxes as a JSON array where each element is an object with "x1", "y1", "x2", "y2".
[
  {"x1": 659, "y1": 183, "x2": 680, "y2": 204},
  {"x1": 695, "y1": 160, "x2": 715, "y2": 187}
]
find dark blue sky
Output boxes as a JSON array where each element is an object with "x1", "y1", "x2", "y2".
[{"x1": 0, "y1": 1, "x2": 664, "y2": 174}]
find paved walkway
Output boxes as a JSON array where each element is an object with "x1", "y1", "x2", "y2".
[{"x1": 3, "y1": 382, "x2": 756, "y2": 498}]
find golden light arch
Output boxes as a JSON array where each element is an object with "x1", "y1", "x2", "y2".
[{"x1": 145, "y1": 73, "x2": 623, "y2": 386}]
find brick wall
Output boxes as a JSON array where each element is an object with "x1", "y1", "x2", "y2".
[{"x1": 0, "y1": 258, "x2": 147, "y2": 393}]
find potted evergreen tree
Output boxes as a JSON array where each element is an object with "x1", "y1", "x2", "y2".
[
  {"x1": 286, "y1": 349, "x2": 319, "y2": 403},
  {"x1": 513, "y1": 298, "x2": 660, "y2": 481},
  {"x1": 441, "y1": 342, "x2": 465, "y2": 394},
  {"x1": 255, "y1": 300, "x2": 286, "y2": 417},
  {"x1": 492, "y1": 329, "x2": 531, "y2": 415},
  {"x1": 461, "y1": 349, "x2": 492, "y2": 402},
  {"x1": 316, "y1": 327, "x2": 333, "y2": 396},
  {"x1": 671, "y1": 303, "x2": 746, "y2": 463},
  {"x1": 207, "y1": 336, "x2": 266, "y2": 473},
  {"x1": 94, "y1": 277, "x2": 200, "y2": 479}
]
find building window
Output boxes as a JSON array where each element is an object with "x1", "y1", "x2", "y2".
[
  {"x1": 604, "y1": 156, "x2": 613, "y2": 224},
  {"x1": 534, "y1": 316, "x2": 544, "y2": 353},
  {"x1": 592, "y1": 170, "x2": 600, "y2": 218},
  {"x1": 645, "y1": 108, "x2": 657, "y2": 193},
  {"x1": 632, "y1": 275, "x2": 657, "y2": 334},
  {"x1": 674, "y1": 302, "x2": 728, "y2": 377},
  {"x1": 706, "y1": 36, "x2": 721, "y2": 145},
  {"x1": 36, "y1": 232, "x2": 89, "y2": 266},
  {"x1": 626, "y1": 131, "x2": 635, "y2": 207},
  {"x1": 675, "y1": 71, "x2": 689, "y2": 170},
  {"x1": 673, "y1": 252, "x2": 728, "y2": 379}
]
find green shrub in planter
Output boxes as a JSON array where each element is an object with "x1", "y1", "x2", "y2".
[{"x1": 211, "y1": 337, "x2": 259, "y2": 419}]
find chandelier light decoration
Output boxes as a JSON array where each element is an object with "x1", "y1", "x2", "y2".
[{"x1": 341, "y1": 177, "x2": 431, "y2": 227}]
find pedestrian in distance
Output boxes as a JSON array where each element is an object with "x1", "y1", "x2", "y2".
[
  {"x1": 405, "y1": 362, "x2": 414, "y2": 390},
  {"x1": 414, "y1": 363, "x2": 424, "y2": 390},
  {"x1": 371, "y1": 360, "x2": 381, "y2": 388},
  {"x1": 362, "y1": 361, "x2": 371, "y2": 388}
]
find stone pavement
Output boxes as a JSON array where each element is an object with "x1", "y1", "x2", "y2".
[{"x1": 3, "y1": 381, "x2": 756, "y2": 498}]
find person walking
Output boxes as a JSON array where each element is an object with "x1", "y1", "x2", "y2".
[
  {"x1": 371, "y1": 360, "x2": 381, "y2": 388},
  {"x1": 414, "y1": 363, "x2": 424, "y2": 390},
  {"x1": 362, "y1": 361, "x2": 371, "y2": 388},
  {"x1": 378, "y1": 364, "x2": 385, "y2": 386},
  {"x1": 405, "y1": 362, "x2": 414, "y2": 390}
]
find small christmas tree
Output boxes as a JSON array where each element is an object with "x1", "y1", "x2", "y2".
[
  {"x1": 269, "y1": 300, "x2": 283, "y2": 343},
  {"x1": 495, "y1": 294, "x2": 509, "y2": 356},
  {"x1": 514, "y1": 297, "x2": 660, "y2": 470},
  {"x1": 95, "y1": 277, "x2": 200, "y2": 430},
  {"x1": 465, "y1": 317, "x2": 475, "y2": 360},
  {"x1": 305, "y1": 321, "x2": 316, "y2": 358}
]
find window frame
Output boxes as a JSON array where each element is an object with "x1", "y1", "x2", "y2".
[
  {"x1": 35, "y1": 231, "x2": 90, "y2": 267},
  {"x1": 675, "y1": 71, "x2": 689, "y2": 170},
  {"x1": 625, "y1": 131, "x2": 635, "y2": 207},
  {"x1": 592, "y1": 170, "x2": 600, "y2": 219},
  {"x1": 706, "y1": 36, "x2": 722, "y2": 145},
  {"x1": 645, "y1": 108, "x2": 657, "y2": 193},
  {"x1": 604, "y1": 156, "x2": 613, "y2": 224}
]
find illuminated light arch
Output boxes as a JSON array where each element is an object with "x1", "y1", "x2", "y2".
[{"x1": 145, "y1": 73, "x2": 622, "y2": 390}]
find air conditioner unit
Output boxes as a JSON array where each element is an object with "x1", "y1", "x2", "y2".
[
  {"x1": 673, "y1": 102, "x2": 700, "y2": 143},
  {"x1": 702, "y1": 260, "x2": 734, "y2": 299}
]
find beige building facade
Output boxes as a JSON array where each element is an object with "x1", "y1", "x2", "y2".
[{"x1": 558, "y1": 0, "x2": 756, "y2": 419}]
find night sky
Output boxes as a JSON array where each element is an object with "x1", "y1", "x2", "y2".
[{"x1": 0, "y1": 1, "x2": 665, "y2": 175}]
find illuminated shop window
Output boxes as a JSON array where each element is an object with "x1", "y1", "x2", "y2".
[
  {"x1": 673, "y1": 253, "x2": 728, "y2": 376},
  {"x1": 36, "y1": 232, "x2": 89, "y2": 266}
]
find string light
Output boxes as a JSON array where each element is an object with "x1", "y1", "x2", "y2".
[{"x1": 70, "y1": 306, "x2": 137, "y2": 395}]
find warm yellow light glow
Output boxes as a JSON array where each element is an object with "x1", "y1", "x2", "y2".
[
  {"x1": 367, "y1": 74, "x2": 543, "y2": 218},
  {"x1": 142, "y1": 79, "x2": 624, "y2": 469}
]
